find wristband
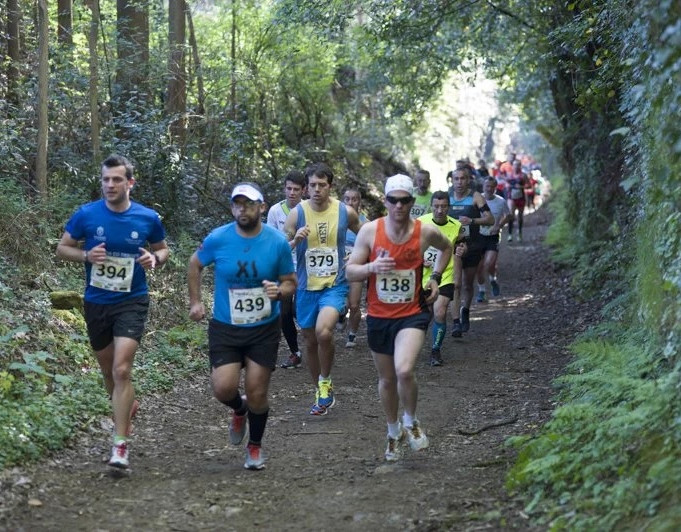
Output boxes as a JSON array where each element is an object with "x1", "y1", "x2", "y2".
[{"x1": 430, "y1": 271, "x2": 442, "y2": 284}]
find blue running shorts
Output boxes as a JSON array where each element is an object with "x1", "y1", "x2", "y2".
[{"x1": 296, "y1": 284, "x2": 349, "y2": 329}]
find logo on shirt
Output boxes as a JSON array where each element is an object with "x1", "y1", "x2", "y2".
[
  {"x1": 96, "y1": 226, "x2": 104, "y2": 236},
  {"x1": 131, "y1": 231, "x2": 139, "y2": 240},
  {"x1": 316, "y1": 222, "x2": 328, "y2": 245}
]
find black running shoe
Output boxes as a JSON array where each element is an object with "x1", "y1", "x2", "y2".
[{"x1": 451, "y1": 321, "x2": 462, "y2": 338}]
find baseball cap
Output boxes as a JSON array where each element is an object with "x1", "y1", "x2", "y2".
[
  {"x1": 384, "y1": 174, "x2": 414, "y2": 196},
  {"x1": 231, "y1": 183, "x2": 264, "y2": 202}
]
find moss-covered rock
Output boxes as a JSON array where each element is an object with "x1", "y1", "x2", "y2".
[{"x1": 49, "y1": 291, "x2": 84, "y2": 314}]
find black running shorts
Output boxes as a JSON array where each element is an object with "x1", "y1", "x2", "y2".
[
  {"x1": 84, "y1": 295, "x2": 149, "y2": 351},
  {"x1": 208, "y1": 318, "x2": 281, "y2": 370},
  {"x1": 366, "y1": 311, "x2": 430, "y2": 356}
]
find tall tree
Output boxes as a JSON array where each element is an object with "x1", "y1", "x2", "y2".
[
  {"x1": 186, "y1": 5, "x2": 204, "y2": 115},
  {"x1": 115, "y1": 0, "x2": 149, "y2": 132},
  {"x1": 85, "y1": 0, "x2": 100, "y2": 161},
  {"x1": 166, "y1": 0, "x2": 187, "y2": 140},
  {"x1": 35, "y1": 0, "x2": 49, "y2": 195},
  {"x1": 57, "y1": 0, "x2": 72, "y2": 46},
  {"x1": 6, "y1": 0, "x2": 22, "y2": 107}
]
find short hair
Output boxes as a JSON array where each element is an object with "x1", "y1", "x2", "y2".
[
  {"x1": 455, "y1": 166, "x2": 471, "y2": 179},
  {"x1": 431, "y1": 190, "x2": 449, "y2": 204},
  {"x1": 485, "y1": 176, "x2": 498, "y2": 187},
  {"x1": 415, "y1": 169, "x2": 430, "y2": 180},
  {"x1": 284, "y1": 170, "x2": 306, "y2": 188},
  {"x1": 102, "y1": 154, "x2": 134, "y2": 180},
  {"x1": 304, "y1": 162, "x2": 334, "y2": 185}
]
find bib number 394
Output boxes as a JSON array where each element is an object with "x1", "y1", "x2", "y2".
[
  {"x1": 90, "y1": 256, "x2": 135, "y2": 292},
  {"x1": 305, "y1": 247, "x2": 338, "y2": 278},
  {"x1": 376, "y1": 270, "x2": 416, "y2": 303},
  {"x1": 228, "y1": 287, "x2": 271, "y2": 325}
]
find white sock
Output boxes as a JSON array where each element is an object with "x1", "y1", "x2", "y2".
[
  {"x1": 402, "y1": 412, "x2": 415, "y2": 428},
  {"x1": 387, "y1": 422, "x2": 401, "y2": 439}
]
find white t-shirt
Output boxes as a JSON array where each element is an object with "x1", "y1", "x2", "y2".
[
  {"x1": 480, "y1": 194, "x2": 510, "y2": 236},
  {"x1": 267, "y1": 200, "x2": 297, "y2": 264}
]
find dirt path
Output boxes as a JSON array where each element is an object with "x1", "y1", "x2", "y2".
[{"x1": 1, "y1": 207, "x2": 591, "y2": 531}]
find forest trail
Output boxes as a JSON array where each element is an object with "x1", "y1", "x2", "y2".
[{"x1": 2, "y1": 206, "x2": 593, "y2": 531}]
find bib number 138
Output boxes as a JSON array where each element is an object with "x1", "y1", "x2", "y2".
[{"x1": 376, "y1": 270, "x2": 416, "y2": 303}]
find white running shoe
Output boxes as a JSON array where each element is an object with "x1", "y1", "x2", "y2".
[
  {"x1": 406, "y1": 421, "x2": 429, "y2": 451},
  {"x1": 384, "y1": 426, "x2": 406, "y2": 462},
  {"x1": 107, "y1": 441, "x2": 129, "y2": 469},
  {"x1": 244, "y1": 444, "x2": 266, "y2": 470}
]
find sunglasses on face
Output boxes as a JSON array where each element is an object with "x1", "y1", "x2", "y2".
[{"x1": 386, "y1": 195, "x2": 413, "y2": 205}]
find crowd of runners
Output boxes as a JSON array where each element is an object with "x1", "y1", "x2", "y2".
[{"x1": 56, "y1": 152, "x2": 547, "y2": 473}]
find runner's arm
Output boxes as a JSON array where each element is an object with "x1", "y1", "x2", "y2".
[
  {"x1": 473, "y1": 193, "x2": 495, "y2": 226},
  {"x1": 346, "y1": 222, "x2": 387, "y2": 282},
  {"x1": 187, "y1": 252, "x2": 206, "y2": 321}
]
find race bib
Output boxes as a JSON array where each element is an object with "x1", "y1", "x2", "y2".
[
  {"x1": 423, "y1": 246, "x2": 439, "y2": 266},
  {"x1": 410, "y1": 204, "x2": 427, "y2": 218},
  {"x1": 90, "y1": 256, "x2": 135, "y2": 292},
  {"x1": 305, "y1": 247, "x2": 339, "y2": 278},
  {"x1": 376, "y1": 269, "x2": 416, "y2": 303},
  {"x1": 228, "y1": 287, "x2": 272, "y2": 325}
]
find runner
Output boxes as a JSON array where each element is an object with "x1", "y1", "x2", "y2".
[
  {"x1": 417, "y1": 191, "x2": 466, "y2": 366},
  {"x1": 448, "y1": 167, "x2": 494, "y2": 336},
  {"x1": 188, "y1": 182, "x2": 296, "y2": 470},
  {"x1": 476, "y1": 177, "x2": 512, "y2": 302},
  {"x1": 56, "y1": 154, "x2": 169, "y2": 470},
  {"x1": 284, "y1": 163, "x2": 362, "y2": 415},
  {"x1": 342, "y1": 185, "x2": 369, "y2": 348},
  {"x1": 266, "y1": 170, "x2": 306, "y2": 369},
  {"x1": 347, "y1": 174, "x2": 452, "y2": 462},
  {"x1": 506, "y1": 160, "x2": 529, "y2": 242},
  {"x1": 410, "y1": 169, "x2": 432, "y2": 219}
]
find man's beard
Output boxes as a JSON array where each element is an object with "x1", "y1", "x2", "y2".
[{"x1": 237, "y1": 217, "x2": 259, "y2": 231}]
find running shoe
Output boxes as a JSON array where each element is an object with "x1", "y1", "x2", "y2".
[
  {"x1": 107, "y1": 441, "x2": 129, "y2": 469},
  {"x1": 244, "y1": 443, "x2": 266, "y2": 470},
  {"x1": 430, "y1": 349, "x2": 443, "y2": 367},
  {"x1": 385, "y1": 427, "x2": 406, "y2": 462},
  {"x1": 280, "y1": 352, "x2": 302, "y2": 369},
  {"x1": 507, "y1": 234, "x2": 513, "y2": 242},
  {"x1": 229, "y1": 411, "x2": 248, "y2": 445},
  {"x1": 317, "y1": 379, "x2": 335, "y2": 409},
  {"x1": 517, "y1": 234, "x2": 523, "y2": 242},
  {"x1": 461, "y1": 307, "x2": 470, "y2": 333},
  {"x1": 406, "y1": 421, "x2": 429, "y2": 451},
  {"x1": 345, "y1": 333, "x2": 356, "y2": 348},
  {"x1": 490, "y1": 279, "x2": 500, "y2": 297},
  {"x1": 476, "y1": 290, "x2": 486, "y2": 303},
  {"x1": 309, "y1": 389, "x2": 329, "y2": 416},
  {"x1": 451, "y1": 321, "x2": 463, "y2": 338}
]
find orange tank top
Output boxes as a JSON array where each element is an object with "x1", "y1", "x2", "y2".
[{"x1": 367, "y1": 218, "x2": 427, "y2": 319}]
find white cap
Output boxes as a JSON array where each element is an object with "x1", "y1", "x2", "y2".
[
  {"x1": 385, "y1": 174, "x2": 414, "y2": 196},
  {"x1": 231, "y1": 183, "x2": 264, "y2": 202}
]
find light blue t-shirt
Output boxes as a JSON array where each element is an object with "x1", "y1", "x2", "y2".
[
  {"x1": 196, "y1": 223, "x2": 294, "y2": 326},
  {"x1": 65, "y1": 199, "x2": 166, "y2": 304}
]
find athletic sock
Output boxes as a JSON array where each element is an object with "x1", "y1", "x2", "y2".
[
  {"x1": 387, "y1": 422, "x2": 402, "y2": 439},
  {"x1": 247, "y1": 408, "x2": 269, "y2": 446},
  {"x1": 432, "y1": 321, "x2": 446, "y2": 350},
  {"x1": 221, "y1": 393, "x2": 247, "y2": 416},
  {"x1": 402, "y1": 412, "x2": 415, "y2": 428}
]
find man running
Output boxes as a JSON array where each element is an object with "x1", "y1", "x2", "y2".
[
  {"x1": 347, "y1": 174, "x2": 452, "y2": 462},
  {"x1": 284, "y1": 163, "x2": 362, "y2": 415},
  {"x1": 188, "y1": 182, "x2": 296, "y2": 470},
  {"x1": 418, "y1": 191, "x2": 466, "y2": 366},
  {"x1": 267, "y1": 170, "x2": 306, "y2": 369},
  {"x1": 342, "y1": 185, "x2": 369, "y2": 348},
  {"x1": 476, "y1": 177, "x2": 512, "y2": 301},
  {"x1": 410, "y1": 169, "x2": 432, "y2": 219},
  {"x1": 448, "y1": 167, "x2": 494, "y2": 336},
  {"x1": 506, "y1": 160, "x2": 529, "y2": 242},
  {"x1": 56, "y1": 154, "x2": 169, "y2": 470}
]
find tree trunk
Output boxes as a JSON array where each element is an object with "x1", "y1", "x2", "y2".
[
  {"x1": 115, "y1": 0, "x2": 149, "y2": 135},
  {"x1": 230, "y1": 0, "x2": 236, "y2": 121},
  {"x1": 35, "y1": 0, "x2": 49, "y2": 196},
  {"x1": 166, "y1": 0, "x2": 186, "y2": 141},
  {"x1": 186, "y1": 5, "x2": 204, "y2": 115},
  {"x1": 57, "y1": 0, "x2": 72, "y2": 46},
  {"x1": 85, "y1": 0, "x2": 100, "y2": 161},
  {"x1": 6, "y1": 0, "x2": 22, "y2": 107}
]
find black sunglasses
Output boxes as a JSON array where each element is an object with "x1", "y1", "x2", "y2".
[{"x1": 386, "y1": 195, "x2": 413, "y2": 205}]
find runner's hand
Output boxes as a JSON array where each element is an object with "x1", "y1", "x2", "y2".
[
  {"x1": 87, "y1": 243, "x2": 106, "y2": 264},
  {"x1": 189, "y1": 302, "x2": 205, "y2": 322},
  {"x1": 262, "y1": 280, "x2": 281, "y2": 301}
]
